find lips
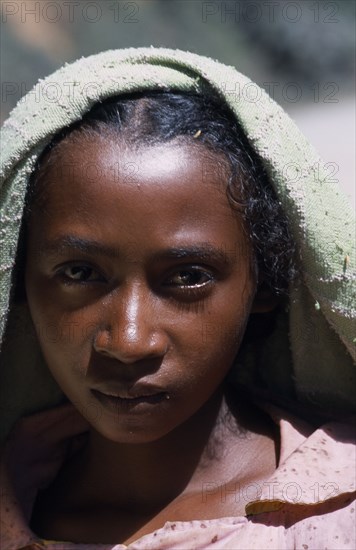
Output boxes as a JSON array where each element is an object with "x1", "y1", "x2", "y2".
[
  {"x1": 90, "y1": 382, "x2": 167, "y2": 400},
  {"x1": 90, "y1": 388, "x2": 168, "y2": 414}
]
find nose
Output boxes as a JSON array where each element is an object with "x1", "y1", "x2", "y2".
[{"x1": 93, "y1": 284, "x2": 168, "y2": 363}]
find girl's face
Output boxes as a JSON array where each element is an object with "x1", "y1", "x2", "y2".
[{"x1": 25, "y1": 133, "x2": 257, "y2": 443}]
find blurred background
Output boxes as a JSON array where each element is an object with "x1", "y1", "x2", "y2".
[{"x1": 1, "y1": 0, "x2": 355, "y2": 206}]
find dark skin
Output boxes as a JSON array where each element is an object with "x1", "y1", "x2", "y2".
[{"x1": 25, "y1": 134, "x2": 279, "y2": 544}]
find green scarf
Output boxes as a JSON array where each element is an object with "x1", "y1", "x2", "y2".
[{"x1": 0, "y1": 47, "x2": 355, "y2": 442}]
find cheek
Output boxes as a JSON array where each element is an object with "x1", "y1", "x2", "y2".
[
  {"x1": 26, "y1": 284, "x2": 93, "y2": 381},
  {"x1": 199, "y1": 308, "x2": 249, "y2": 356},
  {"x1": 174, "y1": 291, "x2": 253, "y2": 392},
  {"x1": 195, "y1": 284, "x2": 253, "y2": 357}
]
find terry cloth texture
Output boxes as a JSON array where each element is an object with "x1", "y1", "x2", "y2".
[{"x1": 0, "y1": 47, "x2": 355, "y2": 442}]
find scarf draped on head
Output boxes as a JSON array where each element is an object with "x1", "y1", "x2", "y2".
[{"x1": 0, "y1": 47, "x2": 355, "y2": 442}]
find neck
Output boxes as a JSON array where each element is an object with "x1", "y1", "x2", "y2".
[{"x1": 72, "y1": 385, "x2": 245, "y2": 511}]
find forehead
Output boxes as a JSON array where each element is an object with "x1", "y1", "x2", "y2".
[
  {"x1": 41, "y1": 131, "x2": 228, "y2": 184},
  {"x1": 29, "y1": 134, "x2": 251, "y2": 258}
]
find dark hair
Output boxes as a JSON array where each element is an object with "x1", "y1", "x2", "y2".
[{"x1": 23, "y1": 90, "x2": 300, "y2": 300}]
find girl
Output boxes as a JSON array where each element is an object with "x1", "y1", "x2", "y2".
[{"x1": 0, "y1": 47, "x2": 355, "y2": 549}]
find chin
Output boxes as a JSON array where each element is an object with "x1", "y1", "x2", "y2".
[{"x1": 92, "y1": 417, "x2": 175, "y2": 445}]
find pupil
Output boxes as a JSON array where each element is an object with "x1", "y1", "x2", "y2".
[
  {"x1": 72, "y1": 267, "x2": 89, "y2": 279},
  {"x1": 181, "y1": 271, "x2": 198, "y2": 284}
]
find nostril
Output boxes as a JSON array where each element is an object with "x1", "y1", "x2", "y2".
[
  {"x1": 93, "y1": 329, "x2": 111, "y2": 354},
  {"x1": 96, "y1": 348, "x2": 112, "y2": 357}
]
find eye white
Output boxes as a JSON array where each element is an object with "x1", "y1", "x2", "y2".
[
  {"x1": 169, "y1": 270, "x2": 211, "y2": 286},
  {"x1": 64, "y1": 266, "x2": 95, "y2": 280}
]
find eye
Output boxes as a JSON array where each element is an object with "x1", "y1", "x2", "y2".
[
  {"x1": 166, "y1": 268, "x2": 213, "y2": 289},
  {"x1": 59, "y1": 265, "x2": 105, "y2": 284}
]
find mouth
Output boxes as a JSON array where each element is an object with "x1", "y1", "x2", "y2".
[{"x1": 90, "y1": 389, "x2": 168, "y2": 413}]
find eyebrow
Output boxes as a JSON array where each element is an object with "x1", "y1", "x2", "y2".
[
  {"x1": 40, "y1": 236, "x2": 119, "y2": 259},
  {"x1": 154, "y1": 245, "x2": 230, "y2": 265},
  {"x1": 38, "y1": 236, "x2": 231, "y2": 265}
]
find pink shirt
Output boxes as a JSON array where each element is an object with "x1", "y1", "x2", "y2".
[{"x1": 1, "y1": 402, "x2": 355, "y2": 550}]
